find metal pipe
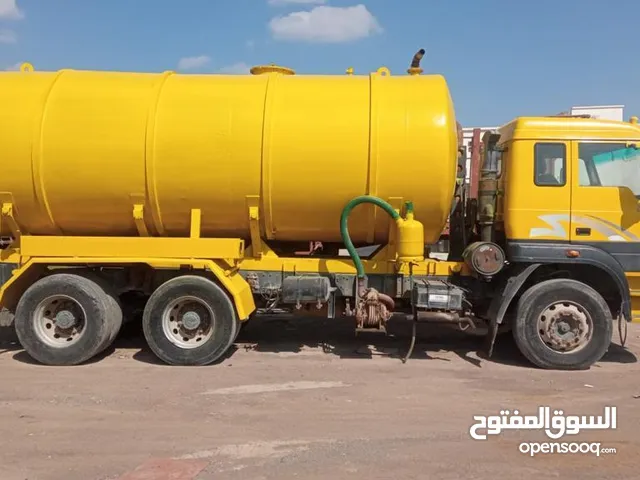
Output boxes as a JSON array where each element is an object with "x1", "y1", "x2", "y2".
[
  {"x1": 469, "y1": 128, "x2": 481, "y2": 200},
  {"x1": 414, "y1": 312, "x2": 459, "y2": 322},
  {"x1": 407, "y1": 312, "x2": 477, "y2": 330},
  {"x1": 378, "y1": 292, "x2": 395, "y2": 311},
  {"x1": 411, "y1": 49, "x2": 425, "y2": 68}
]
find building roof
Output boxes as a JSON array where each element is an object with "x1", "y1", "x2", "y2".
[
  {"x1": 571, "y1": 105, "x2": 625, "y2": 109},
  {"x1": 461, "y1": 126, "x2": 498, "y2": 132}
]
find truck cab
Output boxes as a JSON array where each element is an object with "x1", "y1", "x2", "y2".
[{"x1": 476, "y1": 116, "x2": 640, "y2": 367}]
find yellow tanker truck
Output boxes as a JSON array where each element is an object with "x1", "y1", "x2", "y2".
[{"x1": 1, "y1": 53, "x2": 639, "y2": 370}]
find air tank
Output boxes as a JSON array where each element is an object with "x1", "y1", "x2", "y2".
[{"x1": 0, "y1": 63, "x2": 458, "y2": 245}]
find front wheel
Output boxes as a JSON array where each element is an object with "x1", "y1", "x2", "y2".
[
  {"x1": 142, "y1": 275, "x2": 238, "y2": 366},
  {"x1": 512, "y1": 278, "x2": 612, "y2": 370}
]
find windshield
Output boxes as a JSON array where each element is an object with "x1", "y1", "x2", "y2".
[{"x1": 578, "y1": 142, "x2": 640, "y2": 197}]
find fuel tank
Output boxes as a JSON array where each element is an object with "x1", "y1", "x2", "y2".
[{"x1": 0, "y1": 63, "x2": 458, "y2": 245}]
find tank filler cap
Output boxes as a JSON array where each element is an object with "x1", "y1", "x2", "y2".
[{"x1": 250, "y1": 64, "x2": 295, "y2": 75}]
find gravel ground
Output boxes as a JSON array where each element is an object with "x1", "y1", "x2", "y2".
[{"x1": 1, "y1": 314, "x2": 639, "y2": 480}]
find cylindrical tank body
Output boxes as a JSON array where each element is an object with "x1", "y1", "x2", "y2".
[{"x1": 0, "y1": 65, "x2": 458, "y2": 245}]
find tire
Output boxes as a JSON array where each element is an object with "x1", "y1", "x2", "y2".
[
  {"x1": 512, "y1": 278, "x2": 612, "y2": 370},
  {"x1": 142, "y1": 275, "x2": 238, "y2": 366},
  {"x1": 84, "y1": 275, "x2": 123, "y2": 352},
  {"x1": 14, "y1": 273, "x2": 114, "y2": 366},
  {"x1": 44, "y1": 270, "x2": 123, "y2": 354}
]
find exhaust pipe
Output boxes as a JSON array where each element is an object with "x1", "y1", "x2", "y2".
[
  {"x1": 408, "y1": 49, "x2": 425, "y2": 75},
  {"x1": 411, "y1": 49, "x2": 425, "y2": 68}
]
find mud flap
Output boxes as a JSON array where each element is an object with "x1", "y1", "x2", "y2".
[{"x1": 483, "y1": 263, "x2": 541, "y2": 357}]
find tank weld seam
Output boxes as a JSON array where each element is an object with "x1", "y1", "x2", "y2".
[
  {"x1": 260, "y1": 73, "x2": 275, "y2": 240},
  {"x1": 144, "y1": 70, "x2": 174, "y2": 237},
  {"x1": 32, "y1": 69, "x2": 66, "y2": 235}
]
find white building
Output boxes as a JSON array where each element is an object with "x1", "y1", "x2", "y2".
[{"x1": 570, "y1": 105, "x2": 624, "y2": 121}]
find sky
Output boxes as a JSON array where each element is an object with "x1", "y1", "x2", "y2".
[{"x1": 0, "y1": 0, "x2": 638, "y2": 126}]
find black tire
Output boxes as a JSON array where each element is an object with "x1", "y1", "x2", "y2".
[
  {"x1": 43, "y1": 270, "x2": 123, "y2": 354},
  {"x1": 84, "y1": 275, "x2": 123, "y2": 352},
  {"x1": 14, "y1": 274, "x2": 114, "y2": 366},
  {"x1": 142, "y1": 275, "x2": 238, "y2": 366},
  {"x1": 512, "y1": 278, "x2": 612, "y2": 370}
]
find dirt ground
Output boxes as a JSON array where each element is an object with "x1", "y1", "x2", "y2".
[{"x1": 1, "y1": 314, "x2": 639, "y2": 480}]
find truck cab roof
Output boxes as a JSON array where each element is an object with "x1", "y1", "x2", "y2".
[{"x1": 497, "y1": 116, "x2": 640, "y2": 142}]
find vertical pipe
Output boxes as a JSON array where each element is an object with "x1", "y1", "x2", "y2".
[
  {"x1": 469, "y1": 128, "x2": 481, "y2": 200},
  {"x1": 478, "y1": 131, "x2": 499, "y2": 243}
]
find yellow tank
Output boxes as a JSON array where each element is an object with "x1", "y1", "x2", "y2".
[{"x1": 0, "y1": 63, "x2": 458, "y2": 245}]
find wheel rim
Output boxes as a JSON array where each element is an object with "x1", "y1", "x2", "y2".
[
  {"x1": 161, "y1": 296, "x2": 215, "y2": 349},
  {"x1": 537, "y1": 301, "x2": 593, "y2": 354},
  {"x1": 33, "y1": 295, "x2": 87, "y2": 348}
]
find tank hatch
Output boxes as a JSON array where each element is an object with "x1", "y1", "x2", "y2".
[{"x1": 250, "y1": 64, "x2": 295, "y2": 75}]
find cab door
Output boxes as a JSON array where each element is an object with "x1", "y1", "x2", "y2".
[
  {"x1": 569, "y1": 141, "x2": 640, "y2": 248},
  {"x1": 508, "y1": 140, "x2": 571, "y2": 242},
  {"x1": 569, "y1": 141, "x2": 640, "y2": 320}
]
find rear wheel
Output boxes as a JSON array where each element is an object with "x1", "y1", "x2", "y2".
[
  {"x1": 512, "y1": 278, "x2": 612, "y2": 370},
  {"x1": 93, "y1": 283, "x2": 122, "y2": 352},
  {"x1": 14, "y1": 273, "x2": 114, "y2": 365},
  {"x1": 43, "y1": 270, "x2": 123, "y2": 354},
  {"x1": 142, "y1": 275, "x2": 238, "y2": 366}
]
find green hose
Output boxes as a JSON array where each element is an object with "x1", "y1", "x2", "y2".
[{"x1": 340, "y1": 195, "x2": 401, "y2": 279}]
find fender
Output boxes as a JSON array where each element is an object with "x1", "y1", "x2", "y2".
[
  {"x1": 506, "y1": 241, "x2": 631, "y2": 322},
  {"x1": 484, "y1": 241, "x2": 632, "y2": 358},
  {"x1": 485, "y1": 263, "x2": 540, "y2": 357},
  {"x1": 0, "y1": 258, "x2": 256, "y2": 321},
  {"x1": 488, "y1": 263, "x2": 541, "y2": 327}
]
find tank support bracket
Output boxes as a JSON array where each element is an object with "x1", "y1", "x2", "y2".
[
  {"x1": 246, "y1": 195, "x2": 263, "y2": 258},
  {"x1": 0, "y1": 202, "x2": 21, "y2": 242},
  {"x1": 190, "y1": 209, "x2": 201, "y2": 239},
  {"x1": 132, "y1": 204, "x2": 149, "y2": 237}
]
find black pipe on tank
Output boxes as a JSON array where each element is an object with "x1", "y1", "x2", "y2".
[{"x1": 411, "y1": 49, "x2": 426, "y2": 68}]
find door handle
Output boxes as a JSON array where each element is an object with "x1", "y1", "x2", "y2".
[{"x1": 575, "y1": 227, "x2": 591, "y2": 236}]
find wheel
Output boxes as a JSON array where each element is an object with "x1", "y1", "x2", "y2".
[
  {"x1": 512, "y1": 278, "x2": 612, "y2": 370},
  {"x1": 14, "y1": 273, "x2": 114, "y2": 366},
  {"x1": 102, "y1": 294, "x2": 123, "y2": 350},
  {"x1": 44, "y1": 270, "x2": 123, "y2": 354},
  {"x1": 89, "y1": 278, "x2": 122, "y2": 352},
  {"x1": 142, "y1": 275, "x2": 238, "y2": 366}
]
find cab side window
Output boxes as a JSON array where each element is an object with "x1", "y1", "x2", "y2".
[
  {"x1": 578, "y1": 143, "x2": 640, "y2": 196},
  {"x1": 578, "y1": 158, "x2": 594, "y2": 186},
  {"x1": 534, "y1": 143, "x2": 566, "y2": 186}
]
